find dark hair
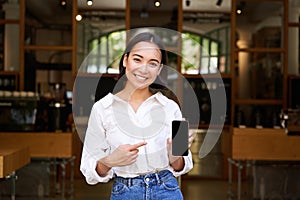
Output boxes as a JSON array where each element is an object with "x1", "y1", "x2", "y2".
[{"x1": 117, "y1": 32, "x2": 180, "y2": 106}]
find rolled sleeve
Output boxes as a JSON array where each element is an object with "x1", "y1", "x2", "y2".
[
  {"x1": 171, "y1": 150, "x2": 193, "y2": 177},
  {"x1": 80, "y1": 102, "x2": 113, "y2": 184},
  {"x1": 80, "y1": 147, "x2": 113, "y2": 184}
]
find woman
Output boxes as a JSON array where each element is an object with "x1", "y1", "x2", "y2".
[{"x1": 80, "y1": 32, "x2": 193, "y2": 200}]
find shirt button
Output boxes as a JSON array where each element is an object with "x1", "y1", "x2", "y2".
[{"x1": 145, "y1": 178, "x2": 150, "y2": 182}]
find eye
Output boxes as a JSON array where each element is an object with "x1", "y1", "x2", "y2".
[
  {"x1": 148, "y1": 62, "x2": 159, "y2": 68},
  {"x1": 133, "y1": 57, "x2": 141, "y2": 63}
]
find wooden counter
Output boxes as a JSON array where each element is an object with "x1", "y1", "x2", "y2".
[
  {"x1": 0, "y1": 132, "x2": 73, "y2": 158},
  {"x1": 232, "y1": 128, "x2": 300, "y2": 161},
  {"x1": 0, "y1": 132, "x2": 75, "y2": 198},
  {"x1": 0, "y1": 145, "x2": 30, "y2": 178}
]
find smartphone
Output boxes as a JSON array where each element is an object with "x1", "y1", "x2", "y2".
[{"x1": 172, "y1": 119, "x2": 189, "y2": 156}]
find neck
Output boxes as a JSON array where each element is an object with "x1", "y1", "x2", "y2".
[{"x1": 118, "y1": 83, "x2": 152, "y2": 102}]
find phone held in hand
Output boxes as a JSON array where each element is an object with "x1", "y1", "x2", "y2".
[{"x1": 172, "y1": 119, "x2": 189, "y2": 156}]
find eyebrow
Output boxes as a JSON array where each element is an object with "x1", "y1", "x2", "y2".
[{"x1": 132, "y1": 53, "x2": 160, "y2": 63}]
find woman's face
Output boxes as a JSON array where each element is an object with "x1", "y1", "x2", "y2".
[{"x1": 123, "y1": 41, "x2": 163, "y2": 90}]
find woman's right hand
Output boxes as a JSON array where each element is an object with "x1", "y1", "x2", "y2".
[{"x1": 101, "y1": 142, "x2": 147, "y2": 168}]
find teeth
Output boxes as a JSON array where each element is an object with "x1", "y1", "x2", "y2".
[{"x1": 135, "y1": 74, "x2": 147, "y2": 81}]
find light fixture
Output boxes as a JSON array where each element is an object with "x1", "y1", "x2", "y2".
[
  {"x1": 154, "y1": 0, "x2": 161, "y2": 7},
  {"x1": 186, "y1": 0, "x2": 191, "y2": 7},
  {"x1": 76, "y1": 14, "x2": 83, "y2": 21},
  {"x1": 216, "y1": 0, "x2": 222, "y2": 7},
  {"x1": 59, "y1": 0, "x2": 67, "y2": 9},
  {"x1": 236, "y1": 2, "x2": 245, "y2": 15},
  {"x1": 87, "y1": 0, "x2": 93, "y2": 6}
]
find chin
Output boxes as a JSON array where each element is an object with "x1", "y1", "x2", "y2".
[{"x1": 133, "y1": 83, "x2": 150, "y2": 90}]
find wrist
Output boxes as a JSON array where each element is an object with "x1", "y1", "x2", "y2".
[
  {"x1": 101, "y1": 156, "x2": 112, "y2": 168},
  {"x1": 169, "y1": 155, "x2": 180, "y2": 164},
  {"x1": 170, "y1": 156, "x2": 184, "y2": 172},
  {"x1": 96, "y1": 158, "x2": 112, "y2": 177}
]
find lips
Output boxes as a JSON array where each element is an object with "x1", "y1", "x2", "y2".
[{"x1": 134, "y1": 73, "x2": 148, "y2": 81}]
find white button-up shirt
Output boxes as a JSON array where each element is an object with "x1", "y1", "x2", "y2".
[{"x1": 80, "y1": 92, "x2": 193, "y2": 184}]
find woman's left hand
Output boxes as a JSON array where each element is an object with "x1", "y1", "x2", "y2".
[
  {"x1": 167, "y1": 138, "x2": 181, "y2": 164},
  {"x1": 188, "y1": 129, "x2": 196, "y2": 148},
  {"x1": 167, "y1": 130, "x2": 196, "y2": 163}
]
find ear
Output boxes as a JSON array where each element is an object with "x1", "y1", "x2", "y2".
[
  {"x1": 122, "y1": 54, "x2": 128, "y2": 68},
  {"x1": 157, "y1": 65, "x2": 163, "y2": 75}
]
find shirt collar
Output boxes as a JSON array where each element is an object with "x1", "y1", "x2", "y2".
[
  {"x1": 153, "y1": 92, "x2": 168, "y2": 106},
  {"x1": 100, "y1": 93, "x2": 114, "y2": 108},
  {"x1": 100, "y1": 92, "x2": 168, "y2": 109}
]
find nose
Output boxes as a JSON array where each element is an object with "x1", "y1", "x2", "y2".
[{"x1": 139, "y1": 63, "x2": 149, "y2": 73}]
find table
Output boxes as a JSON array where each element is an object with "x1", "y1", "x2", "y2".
[
  {"x1": 0, "y1": 132, "x2": 75, "y2": 199},
  {"x1": 228, "y1": 128, "x2": 300, "y2": 199},
  {"x1": 0, "y1": 145, "x2": 30, "y2": 200}
]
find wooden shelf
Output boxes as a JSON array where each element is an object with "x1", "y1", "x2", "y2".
[
  {"x1": 235, "y1": 99, "x2": 283, "y2": 105},
  {"x1": 288, "y1": 22, "x2": 300, "y2": 27},
  {"x1": 288, "y1": 125, "x2": 300, "y2": 133},
  {"x1": 17, "y1": 0, "x2": 76, "y2": 90},
  {"x1": 0, "y1": 19, "x2": 20, "y2": 24},
  {"x1": 183, "y1": 73, "x2": 232, "y2": 79},
  {"x1": 197, "y1": 124, "x2": 231, "y2": 129},
  {"x1": 231, "y1": 0, "x2": 288, "y2": 139},
  {"x1": 0, "y1": 71, "x2": 19, "y2": 75},
  {"x1": 0, "y1": 71, "x2": 19, "y2": 90},
  {"x1": 236, "y1": 47, "x2": 285, "y2": 53},
  {"x1": 235, "y1": 0, "x2": 284, "y2": 2},
  {"x1": 24, "y1": 45, "x2": 73, "y2": 51},
  {"x1": 76, "y1": 72, "x2": 119, "y2": 78}
]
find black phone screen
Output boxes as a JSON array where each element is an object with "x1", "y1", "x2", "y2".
[{"x1": 172, "y1": 120, "x2": 189, "y2": 156}]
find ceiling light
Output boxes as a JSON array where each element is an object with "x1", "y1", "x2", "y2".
[
  {"x1": 186, "y1": 0, "x2": 191, "y2": 7},
  {"x1": 216, "y1": 0, "x2": 222, "y2": 7},
  {"x1": 59, "y1": 0, "x2": 67, "y2": 9},
  {"x1": 154, "y1": 0, "x2": 161, "y2": 7},
  {"x1": 76, "y1": 14, "x2": 83, "y2": 21},
  {"x1": 236, "y1": 2, "x2": 245, "y2": 15},
  {"x1": 87, "y1": 0, "x2": 93, "y2": 6}
]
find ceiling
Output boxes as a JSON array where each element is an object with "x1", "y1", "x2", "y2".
[
  {"x1": 25, "y1": 0, "x2": 72, "y2": 27},
  {"x1": 77, "y1": 0, "x2": 231, "y2": 12},
  {"x1": 24, "y1": 0, "x2": 288, "y2": 31},
  {"x1": 24, "y1": 0, "x2": 231, "y2": 27}
]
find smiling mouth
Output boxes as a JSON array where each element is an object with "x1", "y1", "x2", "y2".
[{"x1": 134, "y1": 73, "x2": 148, "y2": 81}]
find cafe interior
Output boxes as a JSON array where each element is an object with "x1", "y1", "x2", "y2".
[{"x1": 0, "y1": 0, "x2": 300, "y2": 199}]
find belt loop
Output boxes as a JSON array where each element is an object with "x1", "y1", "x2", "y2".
[
  {"x1": 155, "y1": 172, "x2": 160, "y2": 184},
  {"x1": 128, "y1": 178, "x2": 131, "y2": 187}
]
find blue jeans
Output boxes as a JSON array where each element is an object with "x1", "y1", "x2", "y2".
[{"x1": 110, "y1": 170, "x2": 183, "y2": 200}]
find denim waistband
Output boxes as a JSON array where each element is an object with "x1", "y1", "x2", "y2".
[{"x1": 114, "y1": 170, "x2": 173, "y2": 187}]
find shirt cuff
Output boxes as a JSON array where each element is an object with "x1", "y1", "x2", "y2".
[
  {"x1": 171, "y1": 150, "x2": 193, "y2": 177},
  {"x1": 84, "y1": 158, "x2": 114, "y2": 184}
]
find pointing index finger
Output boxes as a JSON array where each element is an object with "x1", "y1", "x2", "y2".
[{"x1": 129, "y1": 141, "x2": 147, "y2": 151}]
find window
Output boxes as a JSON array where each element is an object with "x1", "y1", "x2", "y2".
[
  {"x1": 86, "y1": 27, "x2": 230, "y2": 74},
  {"x1": 181, "y1": 26, "x2": 230, "y2": 74},
  {"x1": 86, "y1": 30, "x2": 126, "y2": 73}
]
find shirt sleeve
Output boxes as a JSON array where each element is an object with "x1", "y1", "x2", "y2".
[
  {"x1": 169, "y1": 100, "x2": 194, "y2": 177},
  {"x1": 80, "y1": 103, "x2": 114, "y2": 184},
  {"x1": 171, "y1": 150, "x2": 193, "y2": 177}
]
